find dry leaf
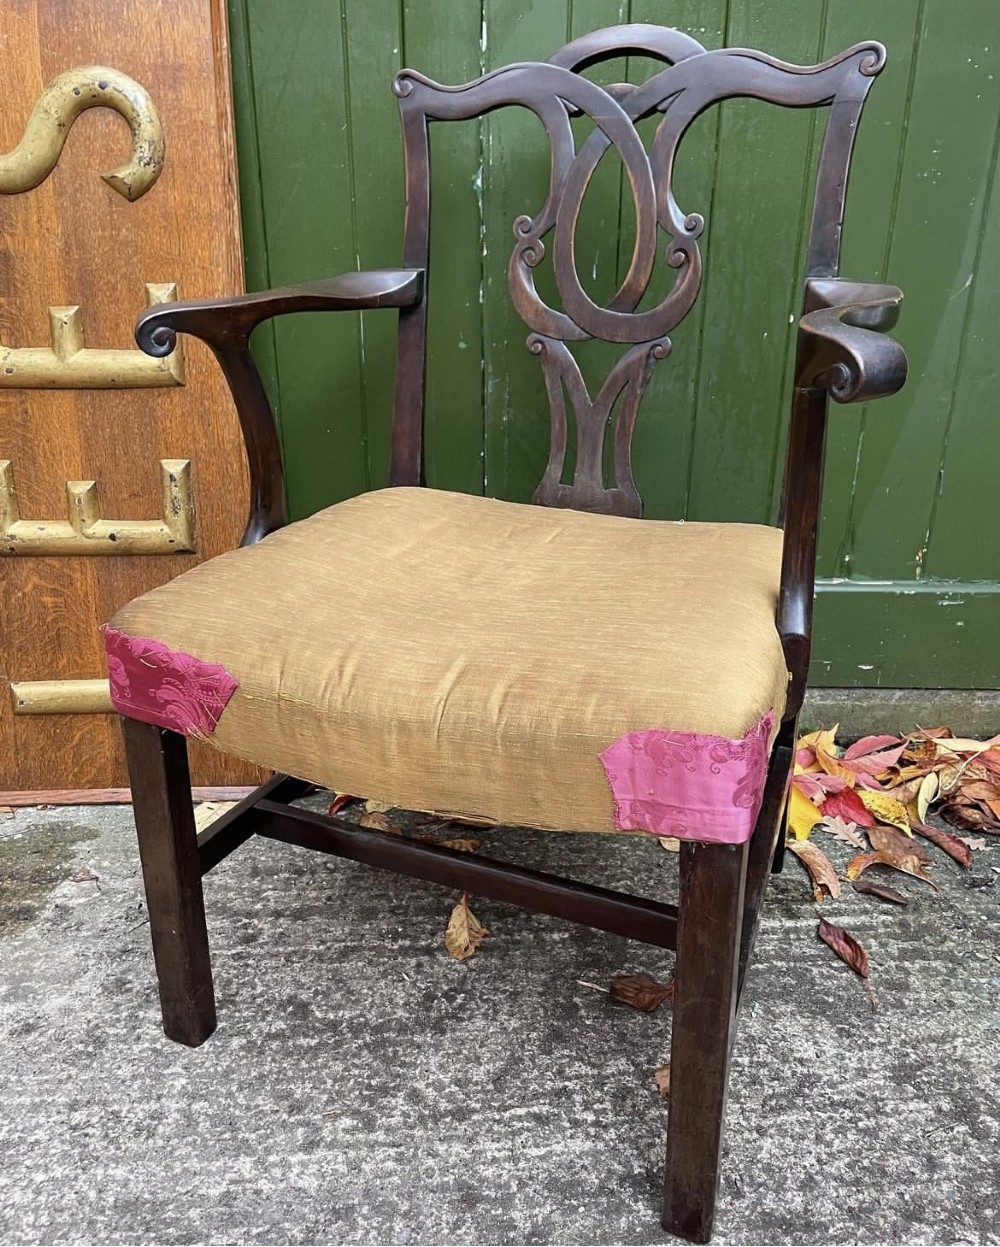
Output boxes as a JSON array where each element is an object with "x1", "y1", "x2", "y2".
[
  {"x1": 910, "y1": 821, "x2": 973, "y2": 869},
  {"x1": 610, "y1": 972, "x2": 674, "y2": 1013},
  {"x1": 867, "y1": 824, "x2": 933, "y2": 863},
  {"x1": 820, "y1": 787, "x2": 876, "y2": 828},
  {"x1": 193, "y1": 800, "x2": 238, "y2": 833},
  {"x1": 858, "y1": 789, "x2": 911, "y2": 835},
  {"x1": 653, "y1": 1063, "x2": 671, "y2": 1099},
  {"x1": 843, "y1": 734, "x2": 903, "y2": 758},
  {"x1": 788, "y1": 784, "x2": 823, "y2": 840},
  {"x1": 818, "y1": 816, "x2": 867, "y2": 849},
  {"x1": 72, "y1": 865, "x2": 99, "y2": 883},
  {"x1": 0, "y1": 805, "x2": 15, "y2": 820},
  {"x1": 438, "y1": 837, "x2": 480, "y2": 853},
  {"x1": 359, "y1": 810, "x2": 401, "y2": 833},
  {"x1": 787, "y1": 839, "x2": 841, "y2": 901},
  {"x1": 444, "y1": 893, "x2": 489, "y2": 961},
  {"x1": 940, "y1": 798, "x2": 1000, "y2": 833},
  {"x1": 327, "y1": 792, "x2": 355, "y2": 816},
  {"x1": 916, "y1": 772, "x2": 939, "y2": 823},
  {"x1": 817, "y1": 917, "x2": 876, "y2": 1009},
  {"x1": 657, "y1": 836, "x2": 680, "y2": 852},
  {"x1": 363, "y1": 799, "x2": 394, "y2": 814},
  {"x1": 845, "y1": 849, "x2": 940, "y2": 893},
  {"x1": 852, "y1": 880, "x2": 908, "y2": 905}
]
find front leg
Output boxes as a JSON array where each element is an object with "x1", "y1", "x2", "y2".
[
  {"x1": 662, "y1": 839, "x2": 749, "y2": 1243},
  {"x1": 122, "y1": 717, "x2": 216, "y2": 1046}
]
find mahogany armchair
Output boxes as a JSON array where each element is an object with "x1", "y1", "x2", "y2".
[{"x1": 106, "y1": 25, "x2": 906, "y2": 1243}]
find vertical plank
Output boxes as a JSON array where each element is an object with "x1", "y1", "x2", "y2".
[
  {"x1": 402, "y1": 0, "x2": 486, "y2": 495},
  {"x1": 845, "y1": 0, "x2": 1000, "y2": 580},
  {"x1": 685, "y1": 6, "x2": 827, "y2": 524},
  {"x1": 628, "y1": 0, "x2": 729, "y2": 519},
  {"x1": 813, "y1": 0, "x2": 923, "y2": 579},
  {"x1": 343, "y1": 0, "x2": 405, "y2": 489},
  {"x1": 243, "y1": 0, "x2": 368, "y2": 519},
  {"x1": 921, "y1": 58, "x2": 1000, "y2": 578}
]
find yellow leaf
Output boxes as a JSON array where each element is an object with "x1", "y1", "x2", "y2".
[
  {"x1": 788, "y1": 784, "x2": 823, "y2": 840},
  {"x1": 444, "y1": 893, "x2": 489, "y2": 961},
  {"x1": 858, "y1": 789, "x2": 911, "y2": 836},
  {"x1": 797, "y1": 725, "x2": 840, "y2": 751},
  {"x1": 916, "y1": 771, "x2": 939, "y2": 823}
]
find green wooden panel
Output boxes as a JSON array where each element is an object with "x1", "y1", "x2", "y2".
[
  {"x1": 403, "y1": 0, "x2": 486, "y2": 495},
  {"x1": 846, "y1": 1, "x2": 1000, "y2": 581},
  {"x1": 228, "y1": 0, "x2": 1000, "y2": 688},
  {"x1": 686, "y1": 6, "x2": 826, "y2": 525},
  {"x1": 815, "y1": 0, "x2": 923, "y2": 579}
]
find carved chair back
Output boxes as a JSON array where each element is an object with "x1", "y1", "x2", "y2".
[{"x1": 389, "y1": 25, "x2": 884, "y2": 520}]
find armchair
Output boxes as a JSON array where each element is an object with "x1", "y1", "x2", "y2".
[{"x1": 106, "y1": 25, "x2": 905, "y2": 1242}]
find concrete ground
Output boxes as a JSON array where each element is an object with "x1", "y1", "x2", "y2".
[{"x1": 1, "y1": 796, "x2": 998, "y2": 1247}]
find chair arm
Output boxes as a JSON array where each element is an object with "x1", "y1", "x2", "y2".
[
  {"x1": 795, "y1": 277, "x2": 907, "y2": 402},
  {"x1": 133, "y1": 270, "x2": 424, "y2": 548},
  {"x1": 135, "y1": 269, "x2": 424, "y2": 355}
]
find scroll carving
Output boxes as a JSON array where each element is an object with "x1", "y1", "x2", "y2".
[
  {"x1": 0, "y1": 458, "x2": 196, "y2": 555},
  {"x1": 0, "y1": 65, "x2": 165, "y2": 201},
  {"x1": 0, "y1": 283, "x2": 185, "y2": 388},
  {"x1": 395, "y1": 32, "x2": 884, "y2": 515}
]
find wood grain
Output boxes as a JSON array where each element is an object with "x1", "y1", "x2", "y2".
[{"x1": 0, "y1": 0, "x2": 264, "y2": 788}]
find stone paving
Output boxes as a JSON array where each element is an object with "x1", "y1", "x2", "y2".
[{"x1": 1, "y1": 800, "x2": 998, "y2": 1245}]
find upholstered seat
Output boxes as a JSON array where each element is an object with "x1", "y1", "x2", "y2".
[{"x1": 106, "y1": 486, "x2": 788, "y2": 841}]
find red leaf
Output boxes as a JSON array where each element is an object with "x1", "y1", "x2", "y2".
[
  {"x1": 843, "y1": 735, "x2": 903, "y2": 759},
  {"x1": 326, "y1": 793, "x2": 355, "y2": 816},
  {"x1": 820, "y1": 788, "x2": 877, "y2": 828},
  {"x1": 817, "y1": 918, "x2": 876, "y2": 1010},
  {"x1": 852, "y1": 881, "x2": 909, "y2": 906},
  {"x1": 910, "y1": 821, "x2": 973, "y2": 868}
]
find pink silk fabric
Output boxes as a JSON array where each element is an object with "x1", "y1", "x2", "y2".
[
  {"x1": 598, "y1": 711, "x2": 775, "y2": 844},
  {"x1": 101, "y1": 625, "x2": 238, "y2": 738}
]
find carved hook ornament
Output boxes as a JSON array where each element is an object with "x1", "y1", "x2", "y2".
[{"x1": 0, "y1": 65, "x2": 164, "y2": 201}]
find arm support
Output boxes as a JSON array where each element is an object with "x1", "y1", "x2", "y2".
[
  {"x1": 777, "y1": 278, "x2": 907, "y2": 718},
  {"x1": 135, "y1": 269, "x2": 425, "y2": 546}
]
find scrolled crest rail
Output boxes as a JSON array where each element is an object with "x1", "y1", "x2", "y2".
[{"x1": 391, "y1": 26, "x2": 886, "y2": 516}]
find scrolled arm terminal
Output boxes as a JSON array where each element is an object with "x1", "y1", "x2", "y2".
[{"x1": 796, "y1": 277, "x2": 907, "y2": 402}]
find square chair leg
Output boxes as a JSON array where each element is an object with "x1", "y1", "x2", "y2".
[
  {"x1": 122, "y1": 716, "x2": 217, "y2": 1046},
  {"x1": 662, "y1": 839, "x2": 749, "y2": 1243}
]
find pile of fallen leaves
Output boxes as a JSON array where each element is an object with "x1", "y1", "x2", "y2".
[{"x1": 787, "y1": 725, "x2": 997, "y2": 1005}]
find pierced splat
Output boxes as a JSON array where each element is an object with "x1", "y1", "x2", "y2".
[{"x1": 530, "y1": 334, "x2": 669, "y2": 517}]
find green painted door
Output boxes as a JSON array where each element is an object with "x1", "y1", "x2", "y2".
[{"x1": 227, "y1": 0, "x2": 1000, "y2": 690}]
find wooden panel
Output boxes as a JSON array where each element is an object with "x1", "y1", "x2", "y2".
[{"x1": 0, "y1": 0, "x2": 263, "y2": 786}]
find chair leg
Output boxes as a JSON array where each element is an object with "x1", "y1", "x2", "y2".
[
  {"x1": 662, "y1": 840, "x2": 749, "y2": 1244},
  {"x1": 122, "y1": 716, "x2": 217, "y2": 1046}
]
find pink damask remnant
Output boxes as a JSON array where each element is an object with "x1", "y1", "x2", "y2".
[
  {"x1": 598, "y1": 711, "x2": 775, "y2": 845},
  {"x1": 101, "y1": 625, "x2": 238, "y2": 738}
]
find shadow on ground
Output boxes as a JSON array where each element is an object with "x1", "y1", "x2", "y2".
[{"x1": 1, "y1": 801, "x2": 997, "y2": 1246}]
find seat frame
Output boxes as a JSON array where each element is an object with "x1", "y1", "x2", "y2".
[{"x1": 122, "y1": 24, "x2": 906, "y2": 1244}]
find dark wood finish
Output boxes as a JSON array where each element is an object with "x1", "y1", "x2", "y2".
[
  {"x1": 136, "y1": 270, "x2": 424, "y2": 544},
  {"x1": 196, "y1": 775, "x2": 313, "y2": 874},
  {"x1": 121, "y1": 717, "x2": 215, "y2": 1047},
  {"x1": 252, "y1": 798, "x2": 678, "y2": 949},
  {"x1": 115, "y1": 24, "x2": 908, "y2": 1241},
  {"x1": 662, "y1": 839, "x2": 749, "y2": 1244}
]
